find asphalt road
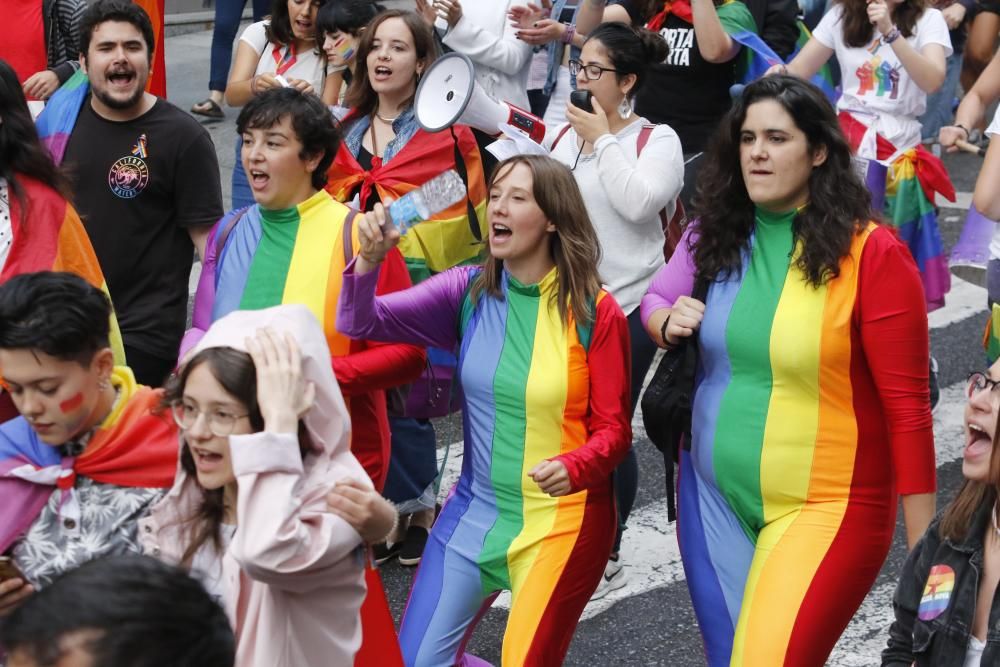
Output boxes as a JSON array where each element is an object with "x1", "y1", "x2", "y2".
[{"x1": 163, "y1": 25, "x2": 992, "y2": 665}]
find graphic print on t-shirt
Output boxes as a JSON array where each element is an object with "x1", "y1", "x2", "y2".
[
  {"x1": 108, "y1": 134, "x2": 150, "y2": 199},
  {"x1": 855, "y1": 40, "x2": 900, "y2": 99},
  {"x1": 662, "y1": 27, "x2": 694, "y2": 67}
]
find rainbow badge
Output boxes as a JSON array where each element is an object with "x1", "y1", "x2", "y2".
[
  {"x1": 917, "y1": 564, "x2": 955, "y2": 621},
  {"x1": 131, "y1": 134, "x2": 148, "y2": 159}
]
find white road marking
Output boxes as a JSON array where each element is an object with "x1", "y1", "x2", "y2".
[{"x1": 928, "y1": 276, "x2": 987, "y2": 329}]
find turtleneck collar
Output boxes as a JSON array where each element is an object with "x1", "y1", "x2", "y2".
[
  {"x1": 506, "y1": 265, "x2": 559, "y2": 297},
  {"x1": 754, "y1": 205, "x2": 800, "y2": 227},
  {"x1": 259, "y1": 189, "x2": 328, "y2": 223}
]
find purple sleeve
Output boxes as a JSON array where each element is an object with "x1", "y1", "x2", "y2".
[
  {"x1": 336, "y1": 260, "x2": 475, "y2": 352},
  {"x1": 639, "y1": 225, "x2": 698, "y2": 327},
  {"x1": 179, "y1": 219, "x2": 224, "y2": 359}
]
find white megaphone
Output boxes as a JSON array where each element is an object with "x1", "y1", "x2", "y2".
[{"x1": 414, "y1": 52, "x2": 545, "y2": 143}]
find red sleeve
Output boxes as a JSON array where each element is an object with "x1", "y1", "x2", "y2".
[
  {"x1": 857, "y1": 227, "x2": 936, "y2": 495},
  {"x1": 554, "y1": 294, "x2": 633, "y2": 492},
  {"x1": 333, "y1": 248, "x2": 426, "y2": 396}
]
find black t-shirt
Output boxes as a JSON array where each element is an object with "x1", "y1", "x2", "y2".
[
  {"x1": 610, "y1": 0, "x2": 647, "y2": 24},
  {"x1": 633, "y1": 13, "x2": 740, "y2": 154},
  {"x1": 64, "y1": 98, "x2": 222, "y2": 359}
]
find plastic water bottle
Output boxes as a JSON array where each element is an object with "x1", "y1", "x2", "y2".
[{"x1": 388, "y1": 169, "x2": 467, "y2": 234}]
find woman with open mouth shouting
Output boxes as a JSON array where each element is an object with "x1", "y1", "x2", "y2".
[
  {"x1": 337, "y1": 154, "x2": 632, "y2": 667},
  {"x1": 224, "y1": 0, "x2": 341, "y2": 209},
  {"x1": 882, "y1": 360, "x2": 1000, "y2": 666}
]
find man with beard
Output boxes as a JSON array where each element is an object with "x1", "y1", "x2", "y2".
[{"x1": 40, "y1": 0, "x2": 222, "y2": 386}]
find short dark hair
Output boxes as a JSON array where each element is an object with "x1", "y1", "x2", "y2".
[
  {"x1": 79, "y1": 0, "x2": 156, "y2": 63},
  {"x1": 317, "y1": 0, "x2": 384, "y2": 38},
  {"x1": 0, "y1": 555, "x2": 235, "y2": 667},
  {"x1": 236, "y1": 87, "x2": 341, "y2": 190},
  {"x1": 0, "y1": 272, "x2": 111, "y2": 366}
]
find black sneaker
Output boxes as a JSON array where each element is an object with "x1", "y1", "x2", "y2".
[
  {"x1": 929, "y1": 357, "x2": 940, "y2": 415},
  {"x1": 372, "y1": 541, "x2": 400, "y2": 566},
  {"x1": 398, "y1": 526, "x2": 429, "y2": 566}
]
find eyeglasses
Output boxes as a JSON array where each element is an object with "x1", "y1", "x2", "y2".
[
  {"x1": 568, "y1": 59, "x2": 618, "y2": 81},
  {"x1": 966, "y1": 371, "x2": 1000, "y2": 399},
  {"x1": 170, "y1": 401, "x2": 249, "y2": 437}
]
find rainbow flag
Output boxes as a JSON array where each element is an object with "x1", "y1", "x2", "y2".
[
  {"x1": 983, "y1": 304, "x2": 1000, "y2": 364},
  {"x1": 0, "y1": 176, "x2": 125, "y2": 364},
  {"x1": 729, "y1": 21, "x2": 839, "y2": 103},
  {"x1": 0, "y1": 367, "x2": 177, "y2": 553},
  {"x1": 35, "y1": 68, "x2": 89, "y2": 166},
  {"x1": 325, "y1": 121, "x2": 488, "y2": 283},
  {"x1": 133, "y1": 0, "x2": 166, "y2": 98}
]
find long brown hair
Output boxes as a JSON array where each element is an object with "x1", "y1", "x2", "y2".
[
  {"x1": 836, "y1": 0, "x2": 927, "y2": 47},
  {"x1": 939, "y1": 407, "x2": 1000, "y2": 542},
  {"x1": 342, "y1": 10, "x2": 438, "y2": 121},
  {"x1": 470, "y1": 155, "x2": 603, "y2": 326}
]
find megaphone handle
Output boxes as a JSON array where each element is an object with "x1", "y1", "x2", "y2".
[{"x1": 956, "y1": 138, "x2": 987, "y2": 157}]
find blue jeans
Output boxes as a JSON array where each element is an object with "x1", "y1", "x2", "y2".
[
  {"x1": 920, "y1": 53, "x2": 963, "y2": 140},
  {"x1": 231, "y1": 137, "x2": 254, "y2": 210},
  {"x1": 209, "y1": 0, "x2": 270, "y2": 92}
]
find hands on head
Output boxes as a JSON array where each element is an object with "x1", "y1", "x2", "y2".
[{"x1": 244, "y1": 328, "x2": 315, "y2": 434}]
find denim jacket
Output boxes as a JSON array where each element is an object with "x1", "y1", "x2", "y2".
[
  {"x1": 542, "y1": 0, "x2": 580, "y2": 96},
  {"x1": 342, "y1": 105, "x2": 420, "y2": 164},
  {"x1": 883, "y1": 503, "x2": 1000, "y2": 666}
]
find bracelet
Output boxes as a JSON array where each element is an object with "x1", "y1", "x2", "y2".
[
  {"x1": 660, "y1": 314, "x2": 676, "y2": 349},
  {"x1": 562, "y1": 23, "x2": 576, "y2": 44},
  {"x1": 376, "y1": 501, "x2": 399, "y2": 546},
  {"x1": 955, "y1": 123, "x2": 971, "y2": 139},
  {"x1": 882, "y1": 26, "x2": 901, "y2": 44}
]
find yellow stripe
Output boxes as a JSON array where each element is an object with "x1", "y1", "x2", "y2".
[
  {"x1": 504, "y1": 291, "x2": 570, "y2": 651},
  {"x1": 281, "y1": 203, "x2": 340, "y2": 333}
]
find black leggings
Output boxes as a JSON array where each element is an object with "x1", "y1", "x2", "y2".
[{"x1": 612, "y1": 307, "x2": 660, "y2": 552}]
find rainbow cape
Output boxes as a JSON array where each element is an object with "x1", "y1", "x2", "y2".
[
  {"x1": 0, "y1": 176, "x2": 124, "y2": 364},
  {"x1": 984, "y1": 304, "x2": 1000, "y2": 364},
  {"x1": 647, "y1": 1, "x2": 838, "y2": 101},
  {"x1": 35, "y1": 68, "x2": 89, "y2": 166},
  {"x1": 325, "y1": 120, "x2": 488, "y2": 283},
  {"x1": 0, "y1": 367, "x2": 177, "y2": 553}
]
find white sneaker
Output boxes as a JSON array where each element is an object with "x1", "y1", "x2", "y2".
[{"x1": 590, "y1": 556, "x2": 627, "y2": 600}]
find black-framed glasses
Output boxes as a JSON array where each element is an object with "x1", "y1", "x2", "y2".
[
  {"x1": 967, "y1": 371, "x2": 1000, "y2": 399},
  {"x1": 568, "y1": 59, "x2": 618, "y2": 81},
  {"x1": 170, "y1": 401, "x2": 249, "y2": 437}
]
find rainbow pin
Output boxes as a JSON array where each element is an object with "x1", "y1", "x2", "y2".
[{"x1": 131, "y1": 134, "x2": 148, "y2": 159}]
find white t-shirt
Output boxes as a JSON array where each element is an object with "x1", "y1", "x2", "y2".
[
  {"x1": 987, "y1": 105, "x2": 1000, "y2": 137},
  {"x1": 813, "y1": 5, "x2": 952, "y2": 150},
  {"x1": 239, "y1": 20, "x2": 331, "y2": 95},
  {"x1": 0, "y1": 179, "x2": 11, "y2": 273}
]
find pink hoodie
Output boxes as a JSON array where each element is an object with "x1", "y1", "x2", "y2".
[{"x1": 139, "y1": 304, "x2": 369, "y2": 667}]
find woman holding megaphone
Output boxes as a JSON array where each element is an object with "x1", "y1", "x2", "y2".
[
  {"x1": 545, "y1": 21, "x2": 684, "y2": 600},
  {"x1": 337, "y1": 154, "x2": 632, "y2": 667}
]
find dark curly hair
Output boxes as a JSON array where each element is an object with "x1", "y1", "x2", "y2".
[
  {"x1": 836, "y1": 0, "x2": 927, "y2": 47},
  {"x1": 690, "y1": 75, "x2": 874, "y2": 287},
  {"x1": 236, "y1": 87, "x2": 341, "y2": 189}
]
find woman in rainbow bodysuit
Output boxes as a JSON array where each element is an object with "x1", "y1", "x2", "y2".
[
  {"x1": 337, "y1": 154, "x2": 632, "y2": 667},
  {"x1": 641, "y1": 76, "x2": 936, "y2": 666}
]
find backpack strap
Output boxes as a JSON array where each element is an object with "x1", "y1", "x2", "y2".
[
  {"x1": 634, "y1": 124, "x2": 686, "y2": 262},
  {"x1": 636, "y1": 124, "x2": 655, "y2": 155},
  {"x1": 213, "y1": 205, "x2": 252, "y2": 259},
  {"x1": 549, "y1": 123, "x2": 572, "y2": 152}
]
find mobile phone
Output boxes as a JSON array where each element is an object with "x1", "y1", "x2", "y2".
[
  {"x1": 0, "y1": 557, "x2": 25, "y2": 583},
  {"x1": 569, "y1": 90, "x2": 594, "y2": 113}
]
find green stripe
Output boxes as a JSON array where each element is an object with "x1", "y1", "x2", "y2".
[
  {"x1": 885, "y1": 175, "x2": 934, "y2": 227},
  {"x1": 478, "y1": 284, "x2": 538, "y2": 593},
  {"x1": 713, "y1": 212, "x2": 794, "y2": 540},
  {"x1": 239, "y1": 206, "x2": 301, "y2": 310}
]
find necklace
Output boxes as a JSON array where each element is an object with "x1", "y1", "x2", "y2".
[{"x1": 374, "y1": 109, "x2": 400, "y2": 124}]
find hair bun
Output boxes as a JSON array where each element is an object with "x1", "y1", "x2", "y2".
[{"x1": 637, "y1": 27, "x2": 669, "y2": 64}]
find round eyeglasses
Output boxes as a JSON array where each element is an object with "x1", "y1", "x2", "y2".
[
  {"x1": 170, "y1": 401, "x2": 249, "y2": 437},
  {"x1": 966, "y1": 371, "x2": 1000, "y2": 399},
  {"x1": 568, "y1": 59, "x2": 619, "y2": 81}
]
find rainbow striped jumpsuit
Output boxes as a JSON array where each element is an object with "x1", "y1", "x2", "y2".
[
  {"x1": 641, "y1": 209, "x2": 936, "y2": 666},
  {"x1": 338, "y1": 264, "x2": 633, "y2": 667}
]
